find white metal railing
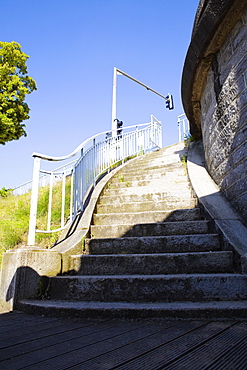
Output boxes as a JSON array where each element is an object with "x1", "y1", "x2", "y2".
[
  {"x1": 178, "y1": 113, "x2": 189, "y2": 142},
  {"x1": 13, "y1": 179, "x2": 33, "y2": 196},
  {"x1": 12, "y1": 161, "x2": 76, "y2": 196},
  {"x1": 27, "y1": 115, "x2": 162, "y2": 246}
]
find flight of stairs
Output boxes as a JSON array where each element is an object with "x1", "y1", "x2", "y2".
[{"x1": 19, "y1": 143, "x2": 247, "y2": 319}]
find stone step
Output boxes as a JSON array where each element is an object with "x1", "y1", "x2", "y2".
[
  {"x1": 102, "y1": 184, "x2": 191, "y2": 198},
  {"x1": 96, "y1": 199, "x2": 197, "y2": 213},
  {"x1": 98, "y1": 193, "x2": 194, "y2": 205},
  {"x1": 111, "y1": 168, "x2": 186, "y2": 182},
  {"x1": 117, "y1": 165, "x2": 167, "y2": 174},
  {"x1": 18, "y1": 299, "x2": 247, "y2": 319},
  {"x1": 109, "y1": 173, "x2": 166, "y2": 183},
  {"x1": 90, "y1": 220, "x2": 211, "y2": 238},
  {"x1": 70, "y1": 251, "x2": 234, "y2": 275},
  {"x1": 93, "y1": 208, "x2": 202, "y2": 225},
  {"x1": 107, "y1": 179, "x2": 153, "y2": 188},
  {"x1": 108, "y1": 176, "x2": 190, "y2": 189},
  {"x1": 85, "y1": 234, "x2": 221, "y2": 255},
  {"x1": 117, "y1": 161, "x2": 184, "y2": 174},
  {"x1": 48, "y1": 274, "x2": 247, "y2": 303}
]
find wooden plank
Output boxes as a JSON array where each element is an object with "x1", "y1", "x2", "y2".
[
  {"x1": 84, "y1": 321, "x2": 231, "y2": 370},
  {"x1": 0, "y1": 318, "x2": 151, "y2": 368},
  {"x1": 164, "y1": 322, "x2": 247, "y2": 369},
  {"x1": 4, "y1": 321, "x2": 204, "y2": 370},
  {"x1": 0, "y1": 311, "x2": 246, "y2": 370}
]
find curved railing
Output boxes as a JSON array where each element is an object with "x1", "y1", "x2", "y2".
[{"x1": 27, "y1": 115, "x2": 162, "y2": 246}]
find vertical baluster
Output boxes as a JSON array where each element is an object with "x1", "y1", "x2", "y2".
[
  {"x1": 61, "y1": 172, "x2": 66, "y2": 228},
  {"x1": 47, "y1": 172, "x2": 54, "y2": 231},
  {"x1": 70, "y1": 168, "x2": 74, "y2": 221}
]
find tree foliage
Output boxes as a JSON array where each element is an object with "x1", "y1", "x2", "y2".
[{"x1": 0, "y1": 41, "x2": 37, "y2": 145}]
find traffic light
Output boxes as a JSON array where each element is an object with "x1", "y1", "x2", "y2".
[
  {"x1": 165, "y1": 94, "x2": 174, "y2": 110},
  {"x1": 116, "y1": 119, "x2": 123, "y2": 137}
]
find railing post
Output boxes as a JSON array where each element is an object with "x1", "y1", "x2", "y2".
[
  {"x1": 177, "y1": 114, "x2": 188, "y2": 142},
  {"x1": 183, "y1": 118, "x2": 186, "y2": 138},
  {"x1": 61, "y1": 172, "x2": 66, "y2": 228},
  {"x1": 178, "y1": 116, "x2": 181, "y2": 142},
  {"x1": 70, "y1": 169, "x2": 74, "y2": 220},
  {"x1": 47, "y1": 172, "x2": 54, "y2": 231},
  {"x1": 28, "y1": 156, "x2": 41, "y2": 246}
]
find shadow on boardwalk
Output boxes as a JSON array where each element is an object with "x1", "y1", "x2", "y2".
[{"x1": 0, "y1": 310, "x2": 247, "y2": 369}]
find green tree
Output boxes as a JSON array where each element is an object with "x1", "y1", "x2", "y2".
[{"x1": 0, "y1": 41, "x2": 37, "y2": 145}]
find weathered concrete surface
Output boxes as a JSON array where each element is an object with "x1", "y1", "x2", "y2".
[
  {"x1": 93, "y1": 208, "x2": 201, "y2": 225},
  {"x1": 188, "y1": 140, "x2": 247, "y2": 272},
  {"x1": 52, "y1": 165, "x2": 122, "y2": 272},
  {"x1": 1, "y1": 144, "x2": 190, "y2": 314},
  {"x1": 71, "y1": 251, "x2": 233, "y2": 275},
  {"x1": 49, "y1": 274, "x2": 247, "y2": 303},
  {"x1": 17, "y1": 141, "x2": 247, "y2": 319},
  {"x1": 90, "y1": 220, "x2": 211, "y2": 238},
  {"x1": 0, "y1": 247, "x2": 61, "y2": 311},
  {"x1": 96, "y1": 199, "x2": 197, "y2": 213},
  {"x1": 85, "y1": 234, "x2": 221, "y2": 255},
  {"x1": 18, "y1": 299, "x2": 247, "y2": 320}
]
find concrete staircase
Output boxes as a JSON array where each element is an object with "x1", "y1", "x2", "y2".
[{"x1": 19, "y1": 143, "x2": 247, "y2": 319}]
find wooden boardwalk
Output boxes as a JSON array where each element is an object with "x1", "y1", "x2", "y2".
[{"x1": 0, "y1": 310, "x2": 247, "y2": 369}]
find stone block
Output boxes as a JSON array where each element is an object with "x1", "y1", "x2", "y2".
[
  {"x1": 232, "y1": 20, "x2": 247, "y2": 52},
  {"x1": 231, "y1": 193, "x2": 247, "y2": 221},
  {"x1": 236, "y1": 52, "x2": 247, "y2": 78},
  {"x1": 232, "y1": 141, "x2": 247, "y2": 165},
  {"x1": 218, "y1": 41, "x2": 233, "y2": 65},
  {"x1": 221, "y1": 160, "x2": 245, "y2": 191},
  {"x1": 224, "y1": 176, "x2": 247, "y2": 201},
  {"x1": 236, "y1": 87, "x2": 247, "y2": 112},
  {"x1": 237, "y1": 105, "x2": 247, "y2": 131}
]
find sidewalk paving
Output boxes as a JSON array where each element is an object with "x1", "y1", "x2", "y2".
[{"x1": 0, "y1": 309, "x2": 247, "y2": 370}]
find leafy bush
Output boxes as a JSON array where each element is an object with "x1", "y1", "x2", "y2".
[{"x1": 0, "y1": 187, "x2": 13, "y2": 197}]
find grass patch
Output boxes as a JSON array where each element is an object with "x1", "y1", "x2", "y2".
[
  {"x1": 0, "y1": 179, "x2": 71, "y2": 268},
  {"x1": 0, "y1": 192, "x2": 30, "y2": 267},
  {"x1": 184, "y1": 133, "x2": 194, "y2": 148},
  {"x1": 181, "y1": 154, "x2": 188, "y2": 175}
]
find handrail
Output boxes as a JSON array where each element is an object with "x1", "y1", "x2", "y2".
[
  {"x1": 27, "y1": 116, "x2": 162, "y2": 246},
  {"x1": 12, "y1": 160, "x2": 77, "y2": 196},
  {"x1": 32, "y1": 122, "x2": 157, "y2": 161}
]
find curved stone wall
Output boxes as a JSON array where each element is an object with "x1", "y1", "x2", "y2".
[{"x1": 182, "y1": 0, "x2": 247, "y2": 221}]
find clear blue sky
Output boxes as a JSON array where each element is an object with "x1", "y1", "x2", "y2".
[{"x1": 0, "y1": 0, "x2": 199, "y2": 189}]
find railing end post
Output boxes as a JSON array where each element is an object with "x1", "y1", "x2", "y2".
[{"x1": 27, "y1": 156, "x2": 41, "y2": 246}]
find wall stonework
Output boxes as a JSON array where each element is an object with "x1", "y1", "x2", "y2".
[
  {"x1": 182, "y1": 0, "x2": 247, "y2": 222},
  {"x1": 201, "y1": 8, "x2": 247, "y2": 219}
]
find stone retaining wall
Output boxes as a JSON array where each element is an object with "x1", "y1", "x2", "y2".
[
  {"x1": 201, "y1": 7, "x2": 247, "y2": 220},
  {"x1": 182, "y1": 0, "x2": 247, "y2": 222}
]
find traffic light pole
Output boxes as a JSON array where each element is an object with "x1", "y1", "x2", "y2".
[
  {"x1": 111, "y1": 67, "x2": 118, "y2": 137},
  {"x1": 111, "y1": 67, "x2": 173, "y2": 136}
]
